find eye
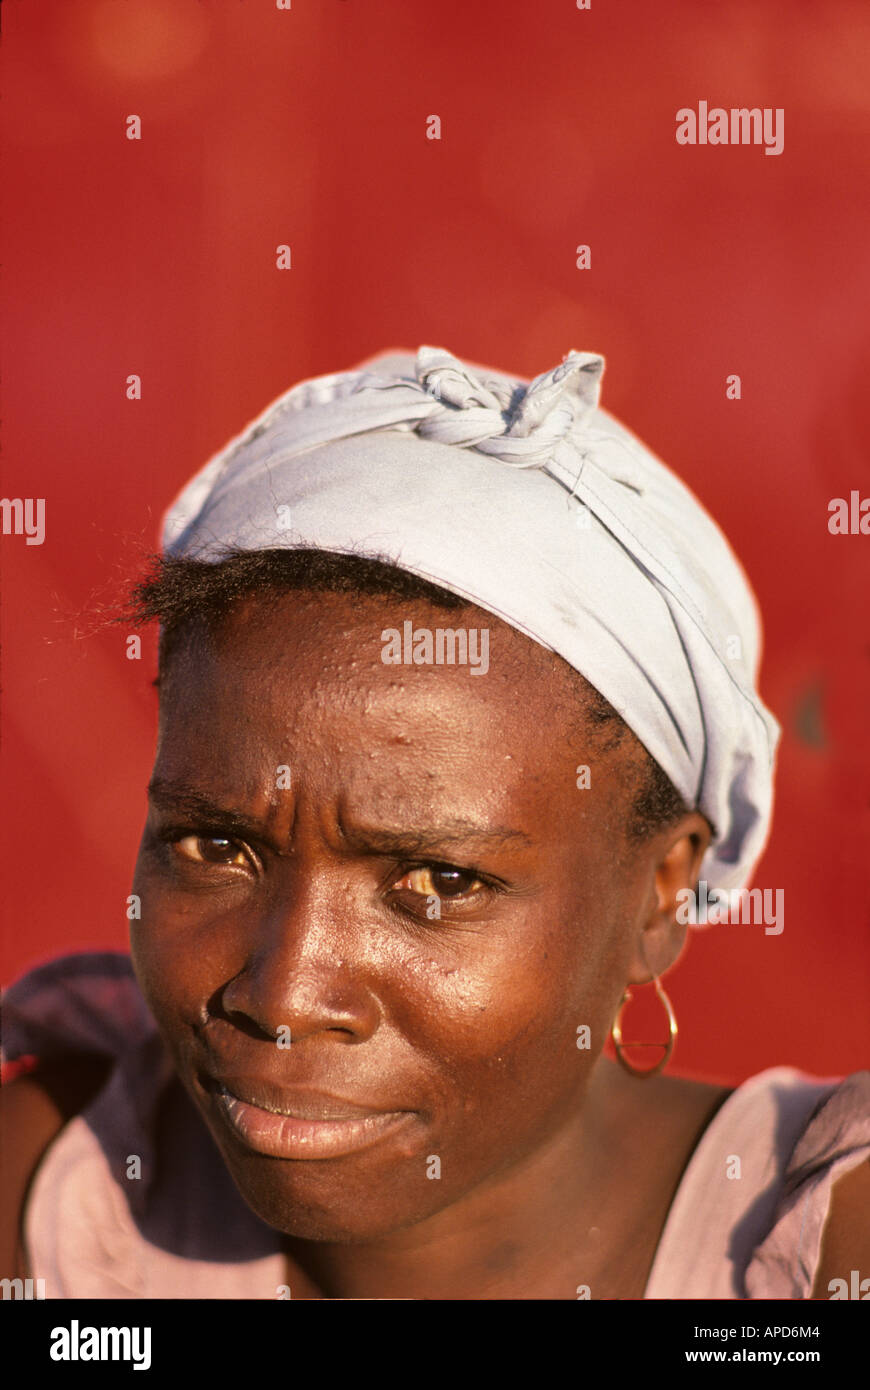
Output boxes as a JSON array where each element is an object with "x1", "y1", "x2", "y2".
[
  {"x1": 392, "y1": 864, "x2": 485, "y2": 901},
  {"x1": 170, "y1": 835, "x2": 252, "y2": 869}
]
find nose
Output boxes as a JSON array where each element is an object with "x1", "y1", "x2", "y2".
[{"x1": 218, "y1": 870, "x2": 381, "y2": 1046}]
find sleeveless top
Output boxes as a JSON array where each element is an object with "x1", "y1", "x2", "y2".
[{"x1": 3, "y1": 952, "x2": 869, "y2": 1300}]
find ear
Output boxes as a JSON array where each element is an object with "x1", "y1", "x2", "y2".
[{"x1": 625, "y1": 812, "x2": 712, "y2": 983}]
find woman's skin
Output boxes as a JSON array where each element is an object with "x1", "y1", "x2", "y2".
[
  {"x1": 130, "y1": 587, "x2": 731, "y2": 1300},
  {"x1": 3, "y1": 587, "x2": 866, "y2": 1297}
]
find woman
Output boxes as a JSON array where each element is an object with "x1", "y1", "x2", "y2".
[{"x1": 3, "y1": 346, "x2": 869, "y2": 1299}]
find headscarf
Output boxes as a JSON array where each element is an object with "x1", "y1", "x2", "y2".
[{"x1": 161, "y1": 345, "x2": 780, "y2": 892}]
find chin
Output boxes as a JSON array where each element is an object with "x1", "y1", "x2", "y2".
[{"x1": 219, "y1": 1148, "x2": 446, "y2": 1244}]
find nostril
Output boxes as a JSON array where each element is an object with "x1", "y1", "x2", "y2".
[
  {"x1": 210, "y1": 977, "x2": 276, "y2": 1041},
  {"x1": 225, "y1": 1010, "x2": 277, "y2": 1043}
]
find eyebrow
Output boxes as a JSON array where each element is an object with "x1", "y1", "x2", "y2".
[
  {"x1": 339, "y1": 822, "x2": 532, "y2": 856},
  {"x1": 147, "y1": 779, "x2": 267, "y2": 841},
  {"x1": 146, "y1": 778, "x2": 531, "y2": 854}
]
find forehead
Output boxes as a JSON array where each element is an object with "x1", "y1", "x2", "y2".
[
  {"x1": 159, "y1": 586, "x2": 582, "y2": 720},
  {"x1": 155, "y1": 588, "x2": 610, "y2": 803}
]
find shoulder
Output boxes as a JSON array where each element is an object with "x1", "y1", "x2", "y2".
[
  {"x1": 642, "y1": 1065, "x2": 870, "y2": 1299},
  {"x1": 811, "y1": 1157, "x2": 870, "y2": 1299},
  {"x1": 739, "y1": 1067, "x2": 870, "y2": 1300},
  {"x1": 0, "y1": 1055, "x2": 115, "y2": 1278},
  {"x1": 1, "y1": 951, "x2": 158, "y2": 1280},
  {"x1": 1, "y1": 951, "x2": 150, "y2": 1056}
]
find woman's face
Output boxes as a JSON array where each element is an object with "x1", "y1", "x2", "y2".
[{"x1": 131, "y1": 588, "x2": 671, "y2": 1243}]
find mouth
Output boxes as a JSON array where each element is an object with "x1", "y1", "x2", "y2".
[{"x1": 203, "y1": 1076, "x2": 416, "y2": 1160}]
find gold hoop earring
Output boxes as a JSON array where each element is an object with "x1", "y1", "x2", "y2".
[{"x1": 610, "y1": 977, "x2": 678, "y2": 1079}]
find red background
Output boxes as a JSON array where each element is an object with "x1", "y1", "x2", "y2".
[{"x1": 2, "y1": 0, "x2": 869, "y2": 1084}]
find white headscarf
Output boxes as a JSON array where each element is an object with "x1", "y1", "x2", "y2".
[{"x1": 162, "y1": 346, "x2": 780, "y2": 892}]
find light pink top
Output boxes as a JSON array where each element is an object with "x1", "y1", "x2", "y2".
[{"x1": 4, "y1": 953, "x2": 869, "y2": 1299}]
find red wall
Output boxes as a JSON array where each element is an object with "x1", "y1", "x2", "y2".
[{"x1": 2, "y1": 0, "x2": 869, "y2": 1084}]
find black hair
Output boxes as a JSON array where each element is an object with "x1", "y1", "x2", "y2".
[{"x1": 123, "y1": 548, "x2": 689, "y2": 842}]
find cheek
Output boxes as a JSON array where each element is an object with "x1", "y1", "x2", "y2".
[
  {"x1": 465, "y1": 910, "x2": 624, "y2": 1128},
  {"x1": 387, "y1": 922, "x2": 613, "y2": 1150},
  {"x1": 128, "y1": 850, "x2": 227, "y2": 1043}
]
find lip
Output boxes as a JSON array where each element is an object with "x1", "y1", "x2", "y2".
[{"x1": 204, "y1": 1075, "x2": 415, "y2": 1160}]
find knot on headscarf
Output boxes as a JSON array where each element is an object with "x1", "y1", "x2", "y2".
[{"x1": 363, "y1": 346, "x2": 605, "y2": 467}]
